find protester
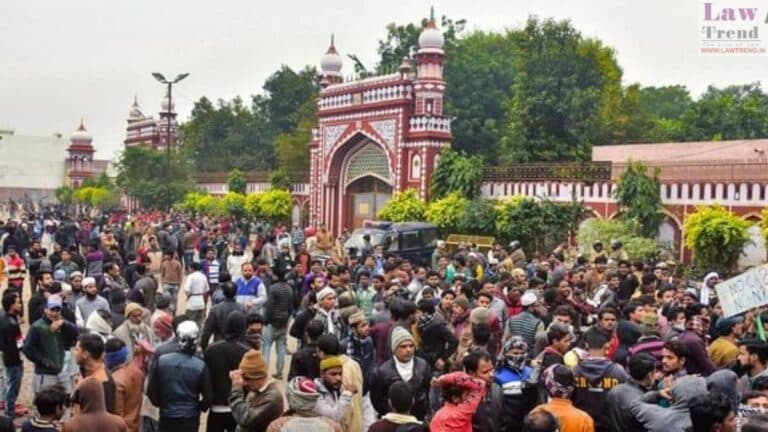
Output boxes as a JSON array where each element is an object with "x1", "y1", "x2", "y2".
[
  {"x1": 228, "y1": 349, "x2": 284, "y2": 431},
  {"x1": 265, "y1": 377, "x2": 342, "y2": 432},
  {"x1": 104, "y1": 338, "x2": 143, "y2": 432},
  {"x1": 63, "y1": 377, "x2": 127, "y2": 432}
]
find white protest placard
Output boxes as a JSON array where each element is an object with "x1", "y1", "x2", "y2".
[{"x1": 716, "y1": 264, "x2": 768, "y2": 318}]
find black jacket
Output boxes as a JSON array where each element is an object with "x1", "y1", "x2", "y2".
[
  {"x1": 0, "y1": 313, "x2": 22, "y2": 367},
  {"x1": 416, "y1": 314, "x2": 458, "y2": 372},
  {"x1": 472, "y1": 383, "x2": 503, "y2": 432},
  {"x1": 289, "y1": 307, "x2": 316, "y2": 341},
  {"x1": 370, "y1": 356, "x2": 432, "y2": 421},
  {"x1": 288, "y1": 341, "x2": 320, "y2": 380},
  {"x1": 200, "y1": 299, "x2": 246, "y2": 350},
  {"x1": 203, "y1": 311, "x2": 248, "y2": 406},
  {"x1": 265, "y1": 281, "x2": 293, "y2": 328}
]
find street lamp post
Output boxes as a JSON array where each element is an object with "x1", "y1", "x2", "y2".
[{"x1": 151, "y1": 72, "x2": 188, "y2": 208}]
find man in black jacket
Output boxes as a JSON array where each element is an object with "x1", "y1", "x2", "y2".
[
  {"x1": 263, "y1": 268, "x2": 293, "y2": 379},
  {"x1": 203, "y1": 311, "x2": 249, "y2": 432},
  {"x1": 606, "y1": 353, "x2": 655, "y2": 432},
  {"x1": 288, "y1": 319, "x2": 323, "y2": 380},
  {"x1": 0, "y1": 292, "x2": 24, "y2": 418},
  {"x1": 466, "y1": 350, "x2": 503, "y2": 432},
  {"x1": 416, "y1": 299, "x2": 458, "y2": 374},
  {"x1": 370, "y1": 326, "x2": 431, "y2": 421},
  {"x1": 200, "y1": 282, "x2": 246, "y2": 350}
]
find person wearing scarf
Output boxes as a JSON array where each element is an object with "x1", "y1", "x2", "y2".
[
  {"x1": 532, "y1": 365, "x2": 594, "y2": 432},
  {"x1": 494, "y1": 336, "x2": 537, "y2": 432},
  {"x1": 266, "y1": 377, "x2": 342, "y2": 432}
]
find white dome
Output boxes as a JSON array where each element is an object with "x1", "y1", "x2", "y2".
[
  {"x1": 418, "y1": 25, "x2": 444, "y2": 50},
  {"x1": 70, "y1": 120, "x2": 92, "y2": 141},
  {"x1": 320, "y1": 35, "x2": 342, "y2": 75},
  {"x1": 128, "y1": 96, "x2": 144, "y2": 120}
]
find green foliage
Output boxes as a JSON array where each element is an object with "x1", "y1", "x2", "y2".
[
  {"x1": 683, "y1": 83, "x2": 768, "y2": 141},
  {"x1": 258, "y1": 189, "x2": 292, "y2": 223},
  {"x1": 115, "y1": 146, "x2": 192, "y2": 210},
  {"x1": 74, "y1": 187, "x2": 120, "y2": 211},
  {"x1": 425, "y1": 193, "x2": 469, "y2": 232},
  {"x1": 221, "y1": 192, "x2": 246, "y2": 217},
  {"x1": 269, "y1": 168, "x2": 292, "y2": 190},
  {"x1": 495, "y1": 197, "x2": 585, "y2": 253},
  {"x1": 261, "y1": 66, "x2": 319, "y2": 134},
  {"x1": 245, "y1": 193, "x2": 262, "y2": 218},
  {"x1": 54, "y1": 186, "x2": 75, "y2": 205},
  {"x1": 430, "y1": 149, "x2": 483, "y2": 200},
  {"x1": 180, "y1": 96, "x2": 275, "y2": 172},
  {"x1": 274, "y1": 98, "x2": 315, "y2": 172},
  {"x1": 762, "y1": 208, "x2": 768, "y2": 246},
  {"x1": 614, "y1": 161, "x2": 664, "y2": 238},
  {"x1": 227, "y1": 169, "x2": 247, "y2": 194},
  {"x1": 457, "y1": 199, "x2": 497, "y2": 236},
  {"x1": 81, "y1": 172, "x2": 113, "y2": 189},
  {"x1": 502, "y1": 18, "x2": 619, "y2": 162},
  {"x1": 684, "y1": 205, "x2": 753, "y2": 276},
  {"x1": 177, "y1": 191, "x2": 207, "y2": 213},
  {"x1": 578, "y1": 218, "x2": 660, "y2": 261},
  {"x1": 377, "y1": 189, "x2": 426, "y2": 222},
  {"x1": 444, "y1": 31, "x2": 517, "y2": 159}
]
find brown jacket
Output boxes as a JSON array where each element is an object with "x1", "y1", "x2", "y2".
[
  {"x1": 64, "y1": 377, "x2": 128, "y2": 432},
  {"x1": 315, "y1": 230, "x2": 334, "y2": 251},
  {"x1": 112, "y1": 364, "x2": 144, "y2": 432}
]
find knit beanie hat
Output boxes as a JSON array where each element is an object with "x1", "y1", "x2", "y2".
[
  {"x1": 317, "y1": 286, "x2": 336, "y2": 302},
  {"x1": 239, "y1": 349, "x2": 268, "y2": 380},
  {"x1": 390, "y1": 326, "x2": 415, "y2": 353},
  {"x1": 286, "y1": 376, "x2": 320, "y2": 412},
  {"x1": 453, "y1": 295, "x2": 470, "y2": 312},
  {"x1": 348, "y1": 311, "x2": 366, "y2": 327},
  {"x1": 125, "y1": 302, "x2": 143, "y2": 318},
  {"x1": 320, "y1": 355, "x2": 343, "y2": 372},
  {"x1": 152, "y1": 312, "x2": 174, "y2": 340}
]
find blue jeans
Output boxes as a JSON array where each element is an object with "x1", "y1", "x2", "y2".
[
  {"x1": 4, "y1": 365, "x2": 21, "y2": 417},
  {"x1": 183, "y1": 250, "x2": 195, "y2": 273},
  {"x1": 163, "y1": 283, "x2": 179, "y2": 313},
  {"x1": 262, "y1": 325, "x2": 287, "y2": 377}
]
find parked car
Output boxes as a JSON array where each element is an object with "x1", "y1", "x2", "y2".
[{"x1": 344, "y1": 221, "x2": 438, "y2": 266}]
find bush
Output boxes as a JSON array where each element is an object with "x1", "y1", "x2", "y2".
[
  {"x1": 245, "y1": 193, "x2": 262, "y2": 218},
  {"x1": 577, "y1": 218, "x2": 660, "y2": 261},
  {"x1": 457, "y1": 199, "x2": 497, "y2": 236},
  {"x1": 425, "y1": 192, "x2": 469, "y2": 232},
  {"x1": 259, "y1": 189, "x2": 292, "y2": 223},
  {"x1": 684, "y1": 205, "x2": 752, "y2": 276},
  {"x1": 221, "y1": 192, "x2": 246, "y2": 217},
  {"x1": 377, "y1": 189, "x2": 426, "y2": 222}
]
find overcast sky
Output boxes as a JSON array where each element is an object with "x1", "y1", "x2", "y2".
[{"x1": 1, "y1": 0, "x2": 766, "y2": 159}]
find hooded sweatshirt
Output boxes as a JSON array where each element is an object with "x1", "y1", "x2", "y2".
[
  {"x1": 63, "y1": 376, "x2": 127, "y2": 432},
  {"x1": 630, "y1": 375, "x2": 707, "y2": 432},
  {"x1": 203, "y1": 311, "x2": 249, "y2": 411},
  {"x1": 571, "y1": 357, "x2": 629, "y2": 432}
]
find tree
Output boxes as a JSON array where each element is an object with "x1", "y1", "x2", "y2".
[
  {"x1": 425, "y1": 192, "x2": 469, "y2": 233},
  {"x1": 54, "y1": 186, "x2": 75, "y2": 206},
  {"x1": 221, "y1": 192, "x2": 246, "y2": 217},
  {"x1": 260, "y1": 66, "x2": 319, "y2": 134},
  {"x1": 430, "y1": 149, "x2": 483, "y2": 200},
  {"x1": 375, "y1": 14, "x2": 465, "y2": 73},
  {"x1": 762, "y1": 208, "x2": 768, "y2": 247},
  {"x1": 502, "y1": 18, "x2": 622, "y2": 162},
  {"x1": 245, "y1": 193, "x2": 262, "y2": 218},
  {"x1": 376, "y1": 189, "x2": 426, "y2": 222},
  {"x1": 444, "y1": 30, "x2": 517, "y2": 159},
  {"x1": 227, "y1": 169, "x2": 247, "y2": 194},
  {"x1": 269, "y1": 168, "x2": 292, "y2": 190},
  {"x1": 683, "y1": 83, "x2": 768, "y2": 141},
  {"x1": 115, "y1": 146, "x2": 192, "y2": 210},
  {"x1": 457, "y1": 199, "x2": 497, "y2": 236},
  {"x1": 684, "y1": 205, "x2": 753, "y2": 276},
  {"x1": 274, "y1": 99, "x2": 314, "y2": 172},
  {"x1": 613, "y1": 160, "x2": 664, "y2": 238},
  {"x1": 180, "y1": 96, "x2": 275, "y2": 172}
]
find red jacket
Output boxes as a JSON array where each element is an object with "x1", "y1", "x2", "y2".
[{"x1": 429, "y1": 372, "x2": 486, "y2": 432}]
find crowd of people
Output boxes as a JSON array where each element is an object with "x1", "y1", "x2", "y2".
[{"x1": 0, "y1": 209, "x2": 767, "y2": 432}]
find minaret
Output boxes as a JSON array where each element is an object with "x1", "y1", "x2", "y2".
[
  {"x1": 66, "y1": 119, "x2": 96, "y2": 187},
  {"x1": 414, "y1": 7, "x2": 445, "y2": 115},
  {"x1": 127, "y1": 95, "x2": 144, "y2": 123},
  {"x1": 320, "y1": 34, "x2": 343, "y2": 87}
]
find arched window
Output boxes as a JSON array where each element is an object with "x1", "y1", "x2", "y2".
[{"x1": 411, "y1": 154, "x2": 422, "y2": 179}]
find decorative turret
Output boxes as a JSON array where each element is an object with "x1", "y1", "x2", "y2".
[
  {"x1": 128, "y1": 95, "x2": 144, "y2": 122},
  {"x1": 66, "y1": 119, "x2": 96, "y2": 188},
  {"x1": 414, "y1": 7, "x2": 446, "y2": 115},
  {"x1": 320, "y1": 34, "x2": 343, "y2": 86}
]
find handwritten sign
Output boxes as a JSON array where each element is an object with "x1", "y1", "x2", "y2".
[{"x1": 716, "y1": 264, "x2": 768, "y2": 318}]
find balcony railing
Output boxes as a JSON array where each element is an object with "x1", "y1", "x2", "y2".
[{"x1": 409, "y1": 116, "x2": 451, "y2": 133}]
